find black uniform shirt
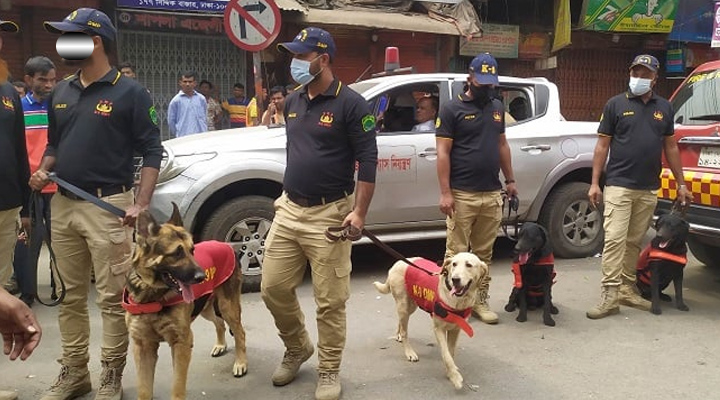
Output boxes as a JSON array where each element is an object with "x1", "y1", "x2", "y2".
[
  {"x1": 598, "y1": 91, "x2": 674, "y2": 190},
  {"x1": 0, "y1": 81, "x2": 30, "y2": 215},
  {"x1": 44, "y1": 69, "x2": 163, "y2": 190},
  {"x1": 436, "y1": 93, "x2": 505, "y2": 192},
  {"x1": 283, "y1": 79, "x2": 378, "y2": 198}
]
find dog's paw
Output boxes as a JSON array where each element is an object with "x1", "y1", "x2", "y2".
[
  {"x1": 504, "y1": 304, "x2": 516, "y2": 312},
  {"x1": 677, "y1": 303, "x2": 690, "y2": 312},
  {"x1": 543, "y1": 316, "x2": 556, "y2": 327},
  {"x1": 211, "y1": 344, "x2": 228, "y2": 357},
  {"x1": 659, "y1": 293, "x2": 672, "y2": 302},
  {"x1": 448, "y1": 370, "x2": 463, "y2": 390},
  {"x1": 651, "y1": 306, "x2": 662, "y2": 315},
  {"x1": 516, "y1": 314, "x2": 527, "y2": 323},
  {"x1": 550, "y1": 305, "x2": 559, "y2": 314},
  {"x1": 233, "y1": 361, "x2": 248, "y2": 377},
  {"x1": 405, "y1": 349, "x2": 419, "y2": 362}
]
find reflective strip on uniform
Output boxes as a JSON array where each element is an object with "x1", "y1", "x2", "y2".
[{"x1": 658, "y1": 168, "x2": 720, "y2": 207}]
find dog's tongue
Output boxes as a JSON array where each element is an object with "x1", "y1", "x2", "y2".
[
  {"x1": 180, "y1": 282, "x2": 195, "y2": 303},
  {"x1": 519, "y1": 252, "x2": 530, "y2": 265}
]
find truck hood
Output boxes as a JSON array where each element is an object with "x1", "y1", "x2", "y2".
[{"x1": 162, "y1": 126, "x2": 287, "y2": 155}]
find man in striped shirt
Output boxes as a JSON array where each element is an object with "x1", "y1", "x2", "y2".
[
  {"x1": 15, "y1": 56, "x2": 57, "y2": 307},
  {"x1": 222, "y1": 82, "x2": 250, "y2": 128}
]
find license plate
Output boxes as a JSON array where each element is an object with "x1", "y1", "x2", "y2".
[{"x1": 698, "y1": 147, "x2": 720, "y2": 169}]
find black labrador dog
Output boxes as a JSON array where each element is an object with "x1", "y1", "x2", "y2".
[
  {"x1": 635, "y1": 212, "x2": 690, "y2": 315},
  {"x1": 504, "y1": 222, "x2": 558, "y2": 326}
]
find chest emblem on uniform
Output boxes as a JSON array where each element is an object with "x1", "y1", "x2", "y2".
[
  {"x1": 319, "y1": 111, "x2": 334, "y2": 128},
  {"x1": 463, "y1": 114, "x2": 476, "y2": 120},
  {"x1": 654, "y1": 111, "x2": 664, "y2": 121},
  {"x1": 2, "y1": 97, "x2": 13, "y2": 111},
  {"x1": 493, "y1": 111, "x2": 501, "y2": 122},
  {"x1": 287, "y1": 112, "x2": 297, "y2": 119},
  {"x1": 55, "y1": 103, "x2": 67, "y2": 109},
  {"x1": 623, "y1": 111, "x2": 635, "y2": 116},
  {"x1": 95, "y1": 100, "x2": 113, "y2": 117}
]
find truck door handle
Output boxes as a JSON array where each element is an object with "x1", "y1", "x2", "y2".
[
  {"x1": 521, "y1": 145, "x2": 551, "y2": 152},
  {"x1": 418, "y1": 148, "x2": 437, "y2": 158}
]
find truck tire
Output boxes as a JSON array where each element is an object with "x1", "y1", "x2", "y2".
[
  {"x1": 687, "y1": 236, "x2": 720, "y2": 268},
  {"x1": 201, "y1": 196, "x2": 275, "y2": 293},
  {"x1": 538, "y1": 182, "x2": 603, "y2": 258}
]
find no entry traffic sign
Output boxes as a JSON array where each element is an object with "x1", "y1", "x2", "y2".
[{"x1": 224, "y1": 0, "x2": 281, "y2": 52}]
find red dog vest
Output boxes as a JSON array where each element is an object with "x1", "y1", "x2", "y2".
[
  {"x1": 123, "y1": 240, "x2": 236, "y2": 315},
  {"x1": 636, "y1": 245, "x2": 687, "y2": 286},
  {"x1": 404, "y1": 258, "x2": 474, "y2": 337},
  {"x1": 511, "y1": 254, "x2": 556, "y2": 297}
]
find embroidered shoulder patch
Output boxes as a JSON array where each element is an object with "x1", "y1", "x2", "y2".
[
  {"x1": 362, "y1": 114, "x2": 376, "y2": 132},
  {"x1": 435, "y1": 117, "x2": 441, "y2": 128},
  {"x1": 149, "y1": 106, "x2": 158, "y2": 125}
]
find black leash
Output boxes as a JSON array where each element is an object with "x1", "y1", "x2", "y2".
[
  {"x1": 48, "y1": 173, "x2": 126, "y2": 218},
  {"x1": 502, "y1": 191, "x2": 520, "y2": 241},
  {"x1": 325, "y1": 226, "x2": 437, "y2": 276},
  {"x1": 29, "y1": 191, "x2": 64, "y2": 306},
  {"x1": 30, "y1": 174, "x2": 127, "y2": 306}
]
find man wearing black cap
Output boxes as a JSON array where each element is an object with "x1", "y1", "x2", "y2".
[
  {"x1": 260, "y1": 27, "x2": 377, "y2": 400},
  {"x1": 587, "y1": 54, "x2": 692, "y2": 320},
  {"x1": 435, "y1": 52, "x2": 518, "y2": 325},
  {"x1": 28, "y1": 8, "x2": 163, "y2": 400},
  {"x1": 0, "y1": 18, "x2": 31, "y2": 298}
]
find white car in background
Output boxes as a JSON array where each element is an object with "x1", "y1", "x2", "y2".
[{"x1": 148, "y1": 73, "x2": 602, "y2": 292}]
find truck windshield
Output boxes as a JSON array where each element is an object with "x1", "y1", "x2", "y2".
[{"x1": 672, "y1": 68, "x2": 720, "y2": 126}]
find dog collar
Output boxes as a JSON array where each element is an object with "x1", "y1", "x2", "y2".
[{"x1": 647, "y1": 249, "x2": 687, "y2": 265}]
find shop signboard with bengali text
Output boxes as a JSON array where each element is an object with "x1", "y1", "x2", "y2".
[
  {"x1": 582, "y1": 0, "x2": 678, "y2": 33},
  {"x1": 459, "y1": 24, "x2": 519, "y2": 59}
]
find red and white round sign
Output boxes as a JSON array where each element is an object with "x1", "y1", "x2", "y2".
[{"x1": 224, "y1": 0, "x2": 281, "y2": 52}]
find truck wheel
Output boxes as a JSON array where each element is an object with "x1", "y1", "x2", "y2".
[
  {"x1": 201, "y1": 196, "x2": 275, "y2": 293},
  {"x1": 687, "y1": 237, "x2": 720, "y2": 268},
  {"x1": 538, "y1": 182, "x2": 603, "y2": 258}
]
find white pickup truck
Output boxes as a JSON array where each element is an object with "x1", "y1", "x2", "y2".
[{"x1": 148, "y1": 73, "x2": 601, "y2": 292}]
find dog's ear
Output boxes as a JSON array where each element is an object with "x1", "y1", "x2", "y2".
[
  {"x1": 168, "y1": 202, "x2": 183, "y2": 227},
  {"x1": 137, "y1": 210, "x2": 160, "y2": 239}
]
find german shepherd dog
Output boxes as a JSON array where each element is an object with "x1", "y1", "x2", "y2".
[
  {"x1": 504, "y1": 223, "x2": 559, "y2": 326},
  {"x1": 636, "y1": 212, "x2": 690, "y2": 315},
  {"x1": 125, "y1": 205, "x2": 247, "y2": 400}
]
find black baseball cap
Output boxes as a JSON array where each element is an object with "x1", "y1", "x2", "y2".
[
  {"x1": 469, "y1": 53, "x2": 499, "y2": 85},
  {"x1": 278, "y1": 27, "x2": 336, "y2": 59},
  {"x1": 630, "y1": 54, "x2": 660, "y2": 72},
  {"x1": 0, "y1": 18, "x2": 18, "y2": 33},
  {"x1": 44, "y1": 8, "x2": 117, "y2": 41}
]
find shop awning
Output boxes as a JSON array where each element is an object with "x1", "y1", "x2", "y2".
[{"x1": 275, "y1": 0, "x2": 462, "y2": 36}]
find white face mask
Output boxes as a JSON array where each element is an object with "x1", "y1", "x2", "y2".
[{"x1": 629, "y1": 77, "x2": 652, "y2": 96}]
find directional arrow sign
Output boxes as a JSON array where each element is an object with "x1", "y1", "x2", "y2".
[{"x1": 224, "y1": 0, "x2": 281, "y2": 52}]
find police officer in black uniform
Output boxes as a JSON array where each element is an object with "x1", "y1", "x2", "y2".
[
  {"x1": 28, "y1": 8, "x2": 162, "y2": 400},
  {"x1": 0, "y1": 17, "x2": 30, "y2": 297},
  {"x1": 261, "y1": 27, "x2": 378, "y2": 400}
]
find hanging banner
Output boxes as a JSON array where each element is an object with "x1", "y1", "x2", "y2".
[
  {"x1": 552, "y1": 0, "x2": 571, "y2": 52},
  {"x1": 581, "y1": 0, "x2": 678, "y2": 33},
  {"x1": 668, "y1": 0, "x2": 714, "y2": 43},
  {"x1": 459, "y1": 24, "x2": 519, "y2": 58},
  {"x1": 713, "y1": 1, "x2": 720, "y2": 48}
]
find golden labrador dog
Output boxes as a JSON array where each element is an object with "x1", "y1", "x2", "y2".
[
  {"x1": 373, "y1": 253, "x2": 488, "y2": 389},
  {"x1": 124, "y1": 205, "x2": 247, "y2": 400}
]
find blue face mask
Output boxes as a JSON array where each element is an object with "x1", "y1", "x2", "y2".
[{"x1": 290, "y1": 55, "x2": 322, "y2": 86}]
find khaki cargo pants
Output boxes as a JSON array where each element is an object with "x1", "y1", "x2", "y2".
[
  {"x1": 0, "y1": 206, "x2": 20, "y2": 286},
  {"x1": 444, "y1": 189, "x2": 503, "y2": 265},
  {"x1": 51, "y1": 191, "x2": 134, "y2": 367},
  {"x1": 261, "y1": 192, "x2": 354, "y2": 373},
  {"x1": 600, "y1": 186, "x2": 657, "y2": 287}
]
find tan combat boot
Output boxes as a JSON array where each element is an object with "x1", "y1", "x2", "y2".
[
  {"x1": 619, "y1": 280, "x2": 651, "y2": 311},
  {"x1": 0, "y1": 390, "x2": 18, "y2": 400},
  {"x1": 472, "y1": 275, "x2": 498, "y2": 324},
  {"x1": 315, "y1": 372, "x2": 341, "y2": 400},
  {"x1": 586, "y1": 286, "x2": 620, "y2": 319},
  {"x1": 40, "y1": 364, "x2": 92, "y2": 400},
  {"x1": 95, "y1": 361, "x2": 124, "y2": 400},
  {"x1": 271, "y1": 341, "x2": 314, "y2": 386}
]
